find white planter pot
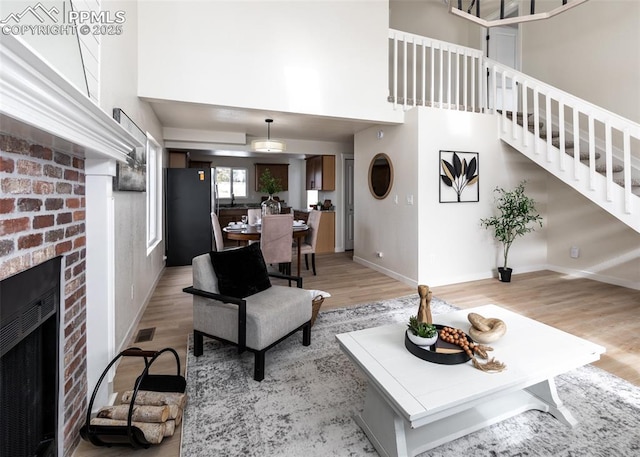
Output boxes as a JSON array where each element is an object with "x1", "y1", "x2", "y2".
[{"x1": 407, "y1": 330, "x2": 438, "y2": 347}]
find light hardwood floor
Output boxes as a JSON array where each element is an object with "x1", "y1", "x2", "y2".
[{"x1": 73, "y1": 252, "x2": 640, "y2": 457}]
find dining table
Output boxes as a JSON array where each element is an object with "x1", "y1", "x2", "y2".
[{"x1": 223, "y1": 224, "x2": 310, "y2": 276}]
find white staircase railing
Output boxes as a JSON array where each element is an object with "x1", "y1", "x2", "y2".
[
  {"x1": 388, "y1": 29, "x2": 485, "y2": 112},
  {"x1": 388, "y1": 28, "x2": 640, "y2": 234}
]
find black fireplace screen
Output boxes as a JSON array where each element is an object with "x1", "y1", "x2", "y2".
[{"x1": 1, "y1": 257, "x2": 61, "y2": 457}]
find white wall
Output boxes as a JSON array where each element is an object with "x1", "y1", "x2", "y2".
[
  {"x1": 389, "y1": 0, "x2": 477, "y2": 47},
  {"x1": 517, "y1": 0, "x2": 640, "y2": 290},
  {"x1": 354, "y1": 110, "x2": 420, "y2": 283},
  {"x1": 355, "y1": 107, "x2": 548, "y2": 287},
  {"x1": 0, "y1": 0, "x2": 88, "y2": 96},
  {"x1": 415, "y1": 108, "x2": 547, "y2": 286},
  {"x1": 546, "y1": 177, "x2": 640, "y2": 289},
  {"x1": 521, "y1": 0, "x2": 640, "y2": 123},
  {"x1": 137, "y1": 0, "x2": 402, "y2": 124},
  {"x1": 99, "y1": 0, "x2": 165, "y2": 347}
]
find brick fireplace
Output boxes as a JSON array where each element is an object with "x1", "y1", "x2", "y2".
[{"x1": 1, "y1": 133, "x2": 88, "y2": 456}]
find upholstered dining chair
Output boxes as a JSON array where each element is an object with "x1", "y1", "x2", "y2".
[
  {"x1": 260, "y1": 213, "x2": 293, "y2": 275},
  {"x1": 210, "y1": 212, "x2": 226, "y2": 251},
  {"x1": 183, "y1": 245, "x2": 312, "y2": 381},
  {"x1": 247, "y1": 208, "x2": 261, "y2": 225},
  {"x1": 297, "y1": 210, "x2": 321, "y2": 275}
]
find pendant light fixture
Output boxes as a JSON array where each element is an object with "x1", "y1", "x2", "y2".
[{"x1": 251, "y1": 118, "x2": 286, "y2": 153}]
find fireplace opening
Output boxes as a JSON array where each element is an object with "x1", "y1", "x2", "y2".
[{"x1": 1, "y1": 256, "x2": 62, "y2": 457}]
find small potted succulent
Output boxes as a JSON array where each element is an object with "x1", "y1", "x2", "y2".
[{"x1": 407, "y1": 316, "x2": 438, "y2": 347}]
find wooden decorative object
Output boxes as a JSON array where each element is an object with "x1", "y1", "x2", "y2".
[
  {"x1": 467, "y1": 312, "x2": 507, "y2": 343},
  {"x1": 80, "y1": 347, "x2": 186, "y2": 448},
  {"x1": 163, "y1": 420, "x2": 175, "y2": 437},
  {"x1": 417, "y1": 285, "x2": 433, "y2": 324},
  {"x1": 97, "y1": 404, "x2": 169, "y2": 423},
  {"x1": 121, "y1": 390, "x2": 187, "y2": 409}
]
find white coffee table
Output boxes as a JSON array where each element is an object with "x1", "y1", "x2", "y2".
[{"x1": 336, "y1": 304, "x2": 605, "y2": 457}]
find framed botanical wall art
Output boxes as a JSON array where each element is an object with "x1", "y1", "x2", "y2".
[
  {"x1": 439, "y1": 150, "x2": 479, "y2": 203},
  {"x1": 113, "y1": 108, "x2": 147, "y2": 192}
]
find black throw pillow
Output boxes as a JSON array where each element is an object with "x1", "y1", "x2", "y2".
[{"x1": 209, "y1": 243, "x2": 271, "y2": 298}]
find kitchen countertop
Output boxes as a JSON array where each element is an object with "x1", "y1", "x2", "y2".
[
  {"x1": 218, "y1": 203, "x2": 262, "y2": 209},
  {"x1": 295, "y1": 208, "x2": 335, "y2": 213}
]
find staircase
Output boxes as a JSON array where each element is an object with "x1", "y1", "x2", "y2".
[{"x1": 388, "y1": 29, "x2": 640, "y2": 234}]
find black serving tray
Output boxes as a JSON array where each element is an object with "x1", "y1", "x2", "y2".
[{"x1": 405, "y1": 324, "x2": 474, "y2": 365}]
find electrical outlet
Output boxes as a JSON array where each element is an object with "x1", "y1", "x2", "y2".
[
  {"x1": 570, "y1": 246, "x2": 580, "y2": 259},
  {"x1": 406, "y1": 194, "x2": 414, "y2": 205}
]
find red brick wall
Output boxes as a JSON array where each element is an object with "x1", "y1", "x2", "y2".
[{"x1": 0, "y1": 133, "x2": 87, "y2": 456}]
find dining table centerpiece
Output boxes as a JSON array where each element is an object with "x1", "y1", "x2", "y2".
[{"x1": 258, "y1": 168, "x2": 283, "y2": 215}]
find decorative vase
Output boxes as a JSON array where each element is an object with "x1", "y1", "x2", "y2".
[
  {"x1": 261, "y1": 195, "x2": 281, "y2": 216},
  {"x1": 406, "y1": 330, "x2": 438, "y2": 347},
  {"x1": 498, "y1": 267, "x2": 512, "y2": 283}
]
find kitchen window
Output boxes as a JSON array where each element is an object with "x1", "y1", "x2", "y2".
[{"x1": 215, "y1": 167, "x2": 247, "y2": 199}]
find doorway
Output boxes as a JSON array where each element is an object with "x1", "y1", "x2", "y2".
[{"x1": 485, "y1": 24, "x2": 520, "y2": 112}]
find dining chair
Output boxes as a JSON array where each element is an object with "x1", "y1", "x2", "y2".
[
  {"x1": 296, "y1": 210, "x2": 321, "y2": 275},
  {"x1": 210, "y1": 212, "x2": 226, "y2": 251},
  {"x1": 260, "y1": 214, "x2": 293, "y2": 275},
  {"x1": 247, "y1": 208, "x2": 261, "y2": 225}
]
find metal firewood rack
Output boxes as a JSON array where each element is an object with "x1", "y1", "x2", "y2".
[{"x1": 79, "y1": 347, "x2": 186, "y2": 448}]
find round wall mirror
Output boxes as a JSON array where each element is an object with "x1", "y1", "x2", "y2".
[{"x1": 368, "y1": 153, "x2": 393, "y2": 199}]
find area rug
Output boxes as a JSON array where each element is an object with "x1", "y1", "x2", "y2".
[{"x1": 180, "y1": 295, "x2": 640, "y2": 456}]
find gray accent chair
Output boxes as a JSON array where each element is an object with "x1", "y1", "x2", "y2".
[{"x1": 183, "y1": 253, "x2": 312, "y2": 381}]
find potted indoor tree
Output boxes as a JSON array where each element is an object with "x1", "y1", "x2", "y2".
[
  {"x1": 480, "y1": 181, "x2": 543, "y2": 282},
  {"x1": 258, "y1": 168, "x2": 283, "y2": 215}
]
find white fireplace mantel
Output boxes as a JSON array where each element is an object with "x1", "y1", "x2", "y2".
[
  {"x1": 0, "y1": 35, "x2": 142, "y2": 158},
  {"x1": 0, "y1": 35, "x2": 145, "y2": 455}
]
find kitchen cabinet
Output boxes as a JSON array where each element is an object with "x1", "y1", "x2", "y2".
[
  {"x1": 169, "y1": 151, "x2": 189, "y2": 168},
  {"x1": 255, "y1": 163, "x2": 289, "y2": 191},
  {"x1": 189, "y1": 160, "x2": 211, "y2": 169},
  {"x1": 305, "y1": 155, "x2": 335, "y2": 190},
  {"x1": 316, "y1": 211, "x2": 335, "y2": 253}
]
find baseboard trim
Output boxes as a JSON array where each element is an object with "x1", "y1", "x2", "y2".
[
  {"x1": 117, "y1": 264, "x2": 166, "y2": 354},
  {"x1": 545, "y1": 264, "x2": 640, "y2": 291},
  {"x1": 353, "y1": 256, "x2": 418, "y2": 288},
  {"x1": 353, "y1": 257, "x2": 638, "y2": 291}
]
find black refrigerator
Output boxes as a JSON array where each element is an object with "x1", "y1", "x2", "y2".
[{"x1": 165, "y1": 168, "x2": 213, "y2": 266}]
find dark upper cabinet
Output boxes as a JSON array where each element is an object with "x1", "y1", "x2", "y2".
[
  {"x1": 305, "y1": 155, "x2": 335, "y2": 191},
  {"x1": 255, "y1": 163, "x2": 289, "y2": 192}
]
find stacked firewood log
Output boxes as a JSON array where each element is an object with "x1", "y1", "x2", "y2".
[{"x1": 90, "y1": 390, "x2": 187, "y2": 444}]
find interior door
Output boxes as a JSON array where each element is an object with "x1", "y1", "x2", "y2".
[
  {"x1": 344, "y1": 158, "x2": 354, "y2": 251},
  {"x1": 488, "y1": 25, "x2": 518, "y2": 112}
]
